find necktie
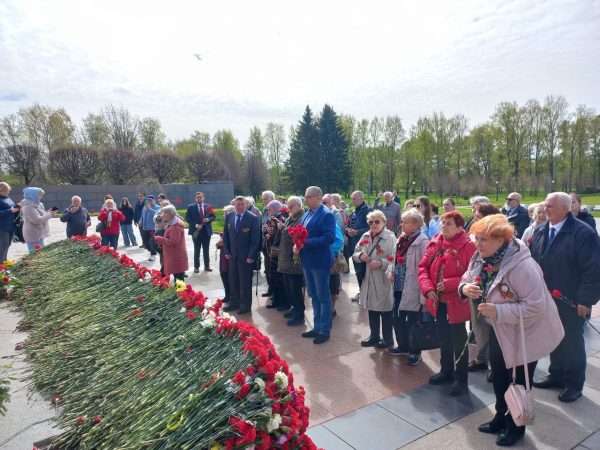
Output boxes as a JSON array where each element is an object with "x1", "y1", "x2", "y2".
[
  {"x1": 548, "y1": 227, "x2": 556, "y2": 247},
  {"x1": 235, "y1": 214, "x2": 242, "y2": 232},
  {"x1": 198, "y1": 204, "x2": 204, "y2": 220}
]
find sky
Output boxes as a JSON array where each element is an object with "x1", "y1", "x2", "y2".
[{"x1": 1, "y1": 0, "x2": 599, "y2": 145}]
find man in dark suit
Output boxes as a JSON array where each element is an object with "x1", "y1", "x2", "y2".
[
  {"x1": 223, "y1": 196, "x2": 262, "y2": 314},
  {"x1": 501, "y1": 192, "x2": 530, "y2": 239},
  {"x1": 531, "y1": 192, "x2": 600, "y2": 403},
  {"x1": 185, "y1": 192, "x2": 216, "y2": 273},
  {"x1": 296, "y1": 186, "x2": 336, "y2": 344}
]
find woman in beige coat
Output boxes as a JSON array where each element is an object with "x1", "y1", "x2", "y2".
[
  {"x1": 353, "y1": 210, "x2": 396, "y2": 349},
  {"x1": 459, "y1": 214, "x2": 564, "y2": 447},
  {"x1": 20, "y1": 187, "x2": 56, "y2": 252}
]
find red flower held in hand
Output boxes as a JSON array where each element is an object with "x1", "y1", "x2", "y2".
[
  {"x1": 387, "y1": 256, "x2": 394, "y2": 262},
  {"x1": 552, "y1": 289, "x2": 562, "y2": 298},
  {"x1": 396, "y1": 256, "x2": 405, "y2": 265},
  {"x1": 474, "y1": 276, "x2": 481, "y2": 283},
  {"x1": 359, "y1": 239, "x2": 369, "y2": 246},
  {"x1": 483, "y1": 265, "x2": 494, "y2": 271}
]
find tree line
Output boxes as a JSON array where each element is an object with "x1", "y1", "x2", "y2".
[{"x1": 1, "y1": 95, "x2": 599, "y2": 199}]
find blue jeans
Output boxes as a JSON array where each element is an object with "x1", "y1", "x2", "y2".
[
  {"x1": 303, "y1": 267, "x2": 332, "y2": 337},
  {"x1": 26, "y1": 239, "x2": 45, "y2": 252},
  {"x1": 120, "y1": 224, "x2": 137, "y2": 246},
  {"x1": 101, "y1": 234, "x2": 119, "y2": 249}
]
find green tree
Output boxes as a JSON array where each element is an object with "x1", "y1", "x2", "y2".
[
  {"x1": 244, "y1": 127, "x2": 269, "y2": 198},
  {"x1": 285, "y1": 106, "x2": 318, "y2": 192},
  {"x1": 263, "y1": 122, "x2": 286, "y2": 193},
  {"x1": 316, "y1": 104, "x2": 351, "y2": 193}
]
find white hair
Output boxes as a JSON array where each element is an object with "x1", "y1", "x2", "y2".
[
  {"x1": 351, "y1": 190, "x2": 364, "y2": 199},
  {"x1": 287, "y1": 195, "x2": 303, "y2": 208},
  {"x1": 223, "y1": 205, "x2": 235, "y2": 214},
  {"x1": 261, "y1": 191, "x2": 275, "y2": 201},
  {"x1": 161, "y1": 204, "x2": 177, "y2": 217},
  {"x1": 469, "y1": 196, "x2": 490, "y2": 205},
  {"x1": 71, "y1": 195, "x2": 81, "y2": 202},
  {"x1": 547, "y1": 192, "x2": 572, "y2": 209},
  {"x1": 305, "y1": 186, "x2": 323, "y2": 197},
  {"x1": 245, "y1": 196, "x2": 255, "y2": 206},
  {"x1": 401, "y1": 208, "x2": 424, "y2": 227},
  {"x1": 384, "y1": 191, "x2": 393, "y2": 197}
]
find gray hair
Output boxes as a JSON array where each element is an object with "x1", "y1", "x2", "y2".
[
  {"x1": 71, "y1": 195, "x2": 82, "y2": 202},
  {"x1": 223, "y1": 205, "x2": 235, "y2": 214},
  {"x1": 322, "y1": 193, "x2": 333, "y2": 203},
  {"x1": 351, "y1": 190, "x2": 364, "y2": 199},
  {"x1": 533, "y1": 203, "x2": 545, "y2": 220},
  {"x1": 245, "y1": 196, "x2": 255, "y2": 205},
  {"x1": 262, "y1": 191, "x2": 275, "y2": 201},
  {"x1": 305, "y1": 186, "x2": 323, "y2": 198},
  {"x1": 161, "y1": 204, "x2": 177, "y2": 217},
  {"x1": 469, "y1": 195, "x2": 490, "y2": 206},
  {"x1": 267, "y1": 200, "x2": 283, "y2": 212},
  {"x1": 331, "y1": 193, "x2": 342, "y2": 203},
  {"x1": 527, "y1": 202, "x2": 538, "y2": 215},
  {"x1": 160, "y1": 200, "x2": 171, "y2": 207},
  {"x1": 508, "y1": 192, "x2": 522, "y2": 202},
  {"x1": 547, "y1": 192, "x2": 572, "y2": 209},
  {"x1": 401, "y1": 208, "x2": 424, "y2": 228},
  {"x1": 287, "y1": 195, "x2": 303, "y2": 208},
  {"x1": 367, "y1": 210, "x2": 387, "y2": 223},
  {"x1": 384, "y1": 191, "x2": 393, "y2": 197}
]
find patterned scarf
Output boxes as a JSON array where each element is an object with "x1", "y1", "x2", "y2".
[{"x1": 475, "y1": 244, "x2": 508, "y2": 305}]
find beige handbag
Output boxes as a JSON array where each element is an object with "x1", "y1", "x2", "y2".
[{"x1": 504, "y1": 304, "x2": 535, "y2": 427}]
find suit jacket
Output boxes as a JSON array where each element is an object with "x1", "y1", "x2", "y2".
[
  {"x1": 300, "y1": 204, "x2": 336, "y2": 270},
  {"x1": 530, "y1": 212, "x2": 600, "y2": 308},
  {"x1": 185, "y1": 203, "x2": 216, "y2": 236},
  {"x1": 223, "y1": 210, "x2": 261, "y2": 261}
]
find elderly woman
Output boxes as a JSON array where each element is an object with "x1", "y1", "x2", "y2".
[
  {"x1": 385, "y1": 209, "x2": 429, "y2": 365},
  {"x1": 414, "y1": 196, "x2": 439, "y2": 239},
  {"x1": 216, "y1": 205, "x2": 235, "y2": 303},
  {"x1": 21, "y1": 187, "x2": 56, "y2": 251},
  {"x1": 465, "y1": 196, "x2": 491, "y2": 232},
  {"x1": 353, "y1": 210, "x2": 396, "y2": 348},
  {"x1": 460, "y1": 214, "x2": 564, "y2": 446},
  {"x1": 153, "y1": 200, "x2": 172, "y2": 275},
  {"x1": 522, "y1": 203, "x2": 546, "y2": 246},
  {"x1": 153, "y1": 205, "x2": 189, "y2": 283},
  {"x1": 0, "y1": 182, "x2": 19, "y2": 262},
  {"x1": 418, "y1": 211, "x2": 476, "y2": 396},
  {"x1": 60, "y1": 195, "x2": 91, "y2": 238},
  {"x1": 98, "y1": 198, "x2": 125, "y2": 249},
  {"x1": 264, "y1": 200, "x2": 288, "y2": 311},
  {"x1": 277, "y1": 196, "x2": 306, "y2": 326}
]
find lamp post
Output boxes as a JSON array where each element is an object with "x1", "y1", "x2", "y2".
[
  {"x1": 495, "y1": 181, "x2": 499, "y2": 202},
  {"x1": 411, "y1": 180, "x2": 416, "y2": 196},
  {"x1": 551, "y1": 179, "x2": 555, "y2": 194}
]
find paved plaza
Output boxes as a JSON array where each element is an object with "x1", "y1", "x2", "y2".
[{"x1": 1, "y1": 218, "x2": 600, "y2": 449}]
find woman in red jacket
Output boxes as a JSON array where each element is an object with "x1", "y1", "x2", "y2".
[
  {"x1": 153, "y1": 205, "x2": 189, "y2": 283},
  {"x1": 98, "y1": 199, "x2": 125, "y2": 249},
  {"x1": 418, "y1": 210, "x2": 476, "y2": 396}
]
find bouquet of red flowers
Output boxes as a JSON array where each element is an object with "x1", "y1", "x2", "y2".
[
  {"x1": 288, "y1": 224, "x2": 309, "y2": 263},
  {"x1": 193, "y1": 206, "x2": 217, "y2": 240}
]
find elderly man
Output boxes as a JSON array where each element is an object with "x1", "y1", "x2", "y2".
[
  {"x1": 322, "y1": 194, "x2": 343, "y2": 228},
  {"x1": 531, "y1": 192, "x2": 600, "y2": 402},
  {"x1": 373, "y1": 191, "x2": 402, "y2": 234},
  {"x1": 345, "y1": 191, "x2": 372, "y2": 301},
  {"x1": 140, "y1": 195, "x2": 160, "y2": 261},
  {"x1": 501, "y1": 192, "x2": 530, "y2": 238},
  {"x1": 185, "y1": 192, "x2": 216, "y2": 273},
  {"x1": 297, "y1": 186, "x2": 336, "y2": 344},
  {"x1": 60, "y1": 195, "x2": 91, "y2": 238},
  {"x1": 223, "y1": 196, "x2": 262, "y2": 314}
]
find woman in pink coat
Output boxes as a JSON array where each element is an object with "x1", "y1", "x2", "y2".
[
  {"x1": 153, "y1": 205, "x2": 189, "y2": 283},
  {"x1": 460, "y1": 214, "x2": 564, "y2": 447}
]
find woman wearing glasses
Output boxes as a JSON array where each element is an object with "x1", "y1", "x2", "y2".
[
  {"x1": 414, "y1": 196, "x2": 439, "y2": 239},
  {"x1": 353, "y1": 210, "x2": 396, "y2": 348}
]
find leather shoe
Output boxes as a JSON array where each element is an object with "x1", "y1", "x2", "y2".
[
  {"x1": 376, "y1": 340, "x2": 393, "y2": 349},
  {"x1": 558, "y1": 387, "x2": 582, "y2": 403},
  {"x1": 478, "y1": 421, "x2": 504, "y2": 434},
  {"x1": 236, "y1": 307, "x2": 251, "y2": 314},
  {"x1": 222, "y1": 304, "x2": 239, "y2": 312},
  {"x1": 193, "y1": 268, "x2": 200, "y2": 273},
  {"x1": 313, "y1": 334, "x2": 330, "y2": 344},
  {"x1": 449, "y1": 380, "x2": 468, "y2": 396},
  {"x1": 287, "y1": 318, "x2": 304, "y2": 326},
  {"x1": 204, "y1": 267, "x2": 213, "y2": 272},
  {"x1": 468, "y1": 359, "x2": 488, "y2": 372},
  {"x1": 533, "y1": 376, "x2": 564, "y2": 389},
  {"x1": 496, "y1": 430, "x2": 524, "y2": 446},
  {"x1": 302, "y1": 330, "x2": 317, "y2": 338},
  {"x1": 429, "y1": 371, "x2": 454, "y2": 385},
  {"x1": 360, "y1": 335, "x2": 380, "y2": 347}
]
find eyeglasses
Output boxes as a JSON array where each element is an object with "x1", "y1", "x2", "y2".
[
  {"x1": 368, "y1": 220, "x2": 381, "y2": 225},
  {"x1": 414, "y1": 204, "x2": 422, "y2": 208},
  {"x1": 506, "y1": 198, "x2": 517, "y2": 201}
]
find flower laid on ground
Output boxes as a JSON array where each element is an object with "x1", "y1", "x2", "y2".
[{"x1": 8, "y1": 237, "x2": 318, "y2": 449}]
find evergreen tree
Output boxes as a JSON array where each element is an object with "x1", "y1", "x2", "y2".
[
  {"x1": 244, "y1": 126, "x2": 269, "y2": 198},
  {"x1": 317, "y1": 104, "x2": 352, "y2": 193},
  {"x1": 285, "y1": 106, "x2": 318, "y2": 192}
]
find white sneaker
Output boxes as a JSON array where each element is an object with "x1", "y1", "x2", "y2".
[{"x1": 149, "y1": 255, "x2": 156, "y2": 261}]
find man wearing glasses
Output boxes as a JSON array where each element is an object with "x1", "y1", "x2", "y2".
[{"x1": 501, "y1": 192, "x2": 530, "y2": 239}]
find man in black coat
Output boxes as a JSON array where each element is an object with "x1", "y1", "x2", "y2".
[
  {"x1": 344, "y1": 191, "x2": 371, "y2": 301},
  {"x1": 134, "y1": 193, "x2": 145, "y2": 247},
  {"x1": 185, "y1": 192, "x2": 216, "y2": 273},
  {"x1": 530, "y1": 192, "x2": 600, "y2": 402},
  {"x1": 222, "y1": 196, "x2": 262, "y2": 315},
  {"x1": 501, "y1": 192, "x2": 530, "y2": 239}
]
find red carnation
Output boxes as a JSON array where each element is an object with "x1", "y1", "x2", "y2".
[
  {"x1": 474, "y1": 276, "x2": 481, "y2": 283},
  {"x1": 232, "y1": 370, "x2": 246, "y2": 385},
  {"x1": 237, "y1": 383, "x2": 252, "y2": 399},
  {"x1": 2, "y1": 276, "x2": 9, "y2": 284},
  {"x1": 34, "y1": 244, "x2": 41, "y2": 249},
  {"x1": 552, "y1": 289, "x2": 562, "y2": 298},
  {"x1": 527, "y1": 237, "x2": 533, "y2": 244},
  {"x1": 75, "y1": 416, "x2": 86, "y2": 425},
  {"x1": 359, "y1": 239, "x2": 369, "y2": 246},
  {"x1": 396, "y1": 256, "x2": 405, "y2": 265},
  {"x1": 186, "y1": 312, "x2": 197, "y2": 319},
  {"x1": 483, "y1": 265, "x2": 494, "y2": 271},
  {"x1": 137, "y1": 294, "x2": 145, "y2": 303},
  {"x1": 92, "y1": 417, "x2": 103, "y2": 423},
  {"x1": 386, "y1": 256, "x2": 394, "y2": 262}
]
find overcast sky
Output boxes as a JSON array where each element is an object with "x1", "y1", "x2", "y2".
[{"x1": 1, "y1": 0, "x2": 599, "y2": 145}]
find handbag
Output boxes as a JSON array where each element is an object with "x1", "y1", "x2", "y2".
[
  {"x1": 409, "y1": 307, "x2": 440, "y2": 351},
  {"x1": 504, "y1": 304, "x2": 535, "y2": 427},
  {"x1": 95, "y1": 221, "x2": 106, "y2": 232},
  {"x1": 330, "y1": 253, "x2": 349, "y2": 274}
]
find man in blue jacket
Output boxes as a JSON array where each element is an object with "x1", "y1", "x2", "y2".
[
  {"x1": 345, "y1": 191, "x2": 371, "y2": 302},
  {"x1": 222, "y1": 196, "x2": 262, "y2": 315},
  {"x1": 501, "y1": 192, "x2": 530, "y2": 239},
  {"x1": 531, "y1": 192, "x2": 600, "y2": 403},
  {"x1": 296, "y1": 186, "x2": 336, "y2": 344},
  {"x1": 140, "y1": 195, "x2": 160, "y2": 262},
  {"x1": 185, "y1": 192, "x2": 216, "y2": 273}
]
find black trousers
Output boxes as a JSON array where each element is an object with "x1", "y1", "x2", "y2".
[
  {"x1": 193, "y1": 232, "x2": 211, "y2": 269},
  {"x1": 548, "y1": 300, "x2": 586, "y2": 391},
  {"x1": 220, "y1": 270, "x2": 230, "y2": 302},
  {"x1": 489, "y1": 330, "x2": 537, "y2": 434},
  {"x1": 262, "y1": 248, "x2": 271, "y2": 291},
  {"x1": 173, "y1": 272, "x2": 185, "y2": 283},
  {"x1": 437, "y1": 302, "x2": 469, "y2": 382},
  {"x1": 369, "y1": 310, "x2": 393, "y2": 343},
  {"x1": 228, "y1": 257, "x2": 254, "y2": 309},
  {"x1": 392, "y1": 291, "x2": 420, "y2": 354},
  {"x1": 284, "y1": 273, "x2": 305, "y2": 320},
  {"x1": 140, "y1": 230, "x2": 157, "y2": 255}
]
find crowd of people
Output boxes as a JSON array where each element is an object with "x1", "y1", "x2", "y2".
[{"x1": 1, "y1": 180, "x2": 600, "y2": 447}]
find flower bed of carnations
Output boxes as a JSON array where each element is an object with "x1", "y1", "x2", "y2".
[{"x1": 6, "y1": 236, "x2": 318, "y2": 449}]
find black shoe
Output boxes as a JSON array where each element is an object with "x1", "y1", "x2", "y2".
[
  {"x1": 313, "y1": 334, "x2": 330, "y2": 344},
  {"x1": 287, "y1": 318, "x2": 304, "y2": 326},
  {"x1": 276, "y1": 305, "x2": 289, "y2": 312},
  {"x1": 533, "y1": 376, "x2": 564, "y2": 389},
  {"x1": 204, "y1": 267, "x2": 213, "y2": 272},
  {"x1": 261, "y1": 291, "x2": 272, "y2": 297},
  {"x1": 376, "y1": 340, "x2": 393, "y2": 349},
  {"x1": 487, "y1": 369, "x2": 495, "y2": 382},
  {"x1": 302, "y1": 330, "x2": 317, "y2": 338},
  {"x1": 360, "y1": 335, "x2": 380, "y2": 347},
  {"x1": 265, "y1": 303, "x2": 280, "y2": 309},
  {"x1": 478, "y1": 421, "x2": 504, "y2": 434},
  {"x1": 429, "y1": 371, "x2": 454, "y2": 385},
  {"x1": 223, "y1": 304, "x2": 239, "y2": 312},
  {"x1": 449, "y1": 380, "x2": 468, "y2": 396},
  {"x1": 496, "y1": 431, "x2": 524, "y2": 446},
  {"x1": 237, "y1": 307, "x2": 251, "y2": 314},
  {"x1": 387, "y1": 347, "x2": 408, "y2": 356},
  {"x1": 558, "y1": 387, "x2": 582, "y2": 403},
  {"x1": 407, "y1": 354, "x2": 422, "y2": 366},
  {"x1": 468, "y1": 360, "x2": 488, "y2": 372},
  {"x1": 193, "y1": 268, "x2": 200, "y2": 273}
]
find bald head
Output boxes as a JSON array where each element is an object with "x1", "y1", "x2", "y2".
[
  {"x1": 351, "y1": 190, "x2": 364, "y2": 207},
  {"x1": 304, "y1": 186, "x2": 323, "y2": 209}
]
